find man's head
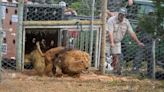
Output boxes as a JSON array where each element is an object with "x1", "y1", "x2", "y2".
[{"x1": 118, "y1": 7, "x2": 127, "y2": 22}]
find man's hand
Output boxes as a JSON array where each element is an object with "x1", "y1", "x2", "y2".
[
  {"x1": 138, "y1": 42, "x2": 145, "y2": 48},
  {"x1": 110, "y1": 43, "x2": 115, "y2": 48},
  {"x1": 128, "y1": 0, "x2": 133, "y2": 6}
]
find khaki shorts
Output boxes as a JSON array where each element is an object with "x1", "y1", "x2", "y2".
[{"x1": 111, "y1": 42, "x2": 121, "y2": 54}]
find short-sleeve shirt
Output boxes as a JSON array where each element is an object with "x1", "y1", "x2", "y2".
[{"x1": 107, "y1": 16, "x2": 134, "y2": 43}]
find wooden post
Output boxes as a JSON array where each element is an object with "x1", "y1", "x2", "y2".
[
  {"x1": 152, "y1": 39, "x2": 156, "y2": 79},
  {"x1": 0, "y1": 0, "x2": 3, "y2": 81},
  {"x1": 100, "y1": 0, "x2": 107, "y2": 74},
  {"x1": 21, "y1": 27, "x2": 26, "y2": 71},
  {"x1": 16, "y1": 0, "x2": 24, "y2": 71},
  {"x1": 0, "y1": 31, "x2": 2, "y2": 82},
  {"x1": 94, "y1": 29, "x2": 99, "y2": 68},
  {"x1": 89, "y1": 0, "x2": 95, "y2": 67}
]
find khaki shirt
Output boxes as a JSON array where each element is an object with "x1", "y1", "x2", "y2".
[{"x1": 107, "y1": 16, "x2": 134, "y2": 43}]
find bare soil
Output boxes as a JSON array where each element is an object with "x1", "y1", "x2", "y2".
[{"x1": 0, "y1": 69, "x2": 164, "y2": 92}]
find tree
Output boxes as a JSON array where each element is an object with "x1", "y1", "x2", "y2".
[
  {"x1": 139, "y1": 0, "x2": 164, "y2": 39},
  {"x1": 138, "y1": 0, "x2": 164, "y2": 79}
]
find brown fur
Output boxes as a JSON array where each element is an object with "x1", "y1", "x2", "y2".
[
  {"x1": 24, "y1": 42, "x2": 45, "y2": 76},
  {"x1": 30, "y1": 48, "x2": 45, "y2": 76},
  {"x1": 36, "y1": 41, "x2": 90, "y2": 77},
  {"x1": 55, "y1": 50, "x2": 91, "y2": 77},
  {"x1": 24, "y1": 54, "x2": 32, "y2": 65},
  {"x1": 36, "y1": 42, "x2": 65, "y2": 76}
]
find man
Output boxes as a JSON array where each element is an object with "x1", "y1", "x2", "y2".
[
  {"x1": 107, "y1": 7, "x2": 144, "y2": 74},
  {"x1": 59, "y1": 1, "x2": 77, "y2": 20}
]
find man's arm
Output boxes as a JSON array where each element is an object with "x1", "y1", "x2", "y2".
[
  {"x1": 107, "y1": 18, "x2": 115, "y2": 47},
  {"x1": 127, "y1": 20, "x2": 144, "y2": 48},
  {"x1": 130, "y1": 32, "x2": 144, "y2": 48},
  {"x1": 109, "y1": 31, "x2": 115, "y2": 47}
]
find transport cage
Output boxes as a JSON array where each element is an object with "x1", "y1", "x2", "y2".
[{"x1": 23, "y1": 4, "x2": 64, "y2": 21}]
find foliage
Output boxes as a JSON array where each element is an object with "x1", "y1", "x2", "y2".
[
  {"x1": 52, "y1": 0, "x2": 103, "y2": 16},
  {"x1": 70, "y1": 1, "x2": 90, "y2": 16},
  {"x1": 155, "y1": 0, "x2": 164, "y2": 38},
  {"x1": 139, "y1": 14, "x2": 157, "y2": 38},
  {"x1": 53, "y1": 0, "x2": 93, "y2": 16},
  {"x1": 139, "y1": 0, "x2": 164, "y2": 39},
  {"x1": 70, "y1": 2, "x2": 81, "y2": 10}
]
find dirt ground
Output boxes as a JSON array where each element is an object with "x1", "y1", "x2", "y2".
[{"x1": 0, "y1": 69, "x2": 164, "y2": 92}]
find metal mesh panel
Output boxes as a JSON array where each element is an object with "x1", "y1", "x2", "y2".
[
  {"x1": 58, "y1": 27, "x2": 101, "y2": 68},
  {"x1": 23, "y1": 0, "x2": 101, "y2": 20},
  {"x1": 155, "y1": 39, "x2": 164, "y2": 80},
  {"x1": 0, "y1": 3, "x2": 18, "y2": 78},
  {"x1": 23, "y1": 4, "x2": 64, "y2": 21},
  {"x1": 105, "y1": 0, "x2": 164, "y2": 79},
  {"x1": 0, "y1": 0, "x2": 163, "y2": 81}
]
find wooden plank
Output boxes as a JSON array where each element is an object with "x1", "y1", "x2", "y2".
[{"x1": 23, "y1": 20, "x2": 102, "y2": 26}]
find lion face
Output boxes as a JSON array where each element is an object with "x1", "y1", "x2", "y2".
[
  {"x1": 69, "y1": 59, "x2": 89, "y2": 72},
  {"x1": 64, "y1": 50, "x2": 90, "y2": 64},
  {"x1": 76, "y1": 60, "x2": 89, "y2": 70},
  {"x1": 55, "y1": 50, "x2": 91, "y2": 74}
]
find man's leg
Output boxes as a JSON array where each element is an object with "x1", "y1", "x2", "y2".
[
  {"x1": 111, "y1": 42, "x2": 122, "y2": 75},
  {"x1": 111, "y1": 54, "x2": 118, "y2": 70},
  {"x1": 111, "y1": 54, "x2": 121, "y2": 75}
]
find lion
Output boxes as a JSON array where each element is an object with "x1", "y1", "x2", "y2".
[
  {"x1": 36, "y1": 42, "x2": 65, "y2": 77},
  {"x1": 36, "y1": 41, "x2": 90, "y2": 77},
  {"x1": 24, "y1": 41, "x2": 45, "y2": 76},
  {"x1": 24, "y1": 54, "x2": 33, "y2": 69},
  {"x1": 30, "y1": 49, "x2": 45, "y2": 76},
  {"x1": 54, "y1": 50, "x2": 91, "y2": 77}
]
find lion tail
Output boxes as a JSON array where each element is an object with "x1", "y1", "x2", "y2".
[{"x1": 36, "y1": 41, "x2": 45, "y2": 57}]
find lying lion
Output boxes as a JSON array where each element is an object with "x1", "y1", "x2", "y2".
[
  {"x1": 36, "y1": 42, "x2": 91, "y2": 77},
  {"x1": 54, "y1": 49, "x2": 91, "y2": 77}
]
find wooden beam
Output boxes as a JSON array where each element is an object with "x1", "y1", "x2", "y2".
[{"x1": 23, "y1": 20, "x2": 102, "y2": 26}]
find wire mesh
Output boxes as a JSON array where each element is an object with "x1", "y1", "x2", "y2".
[
  {"x1": 0, "y1": 0, "x2": 163, "y2": 80},
  {"x1": 105, "y1": 0, "x2": 164, "y2": 79},
  {"x1": 0, "y1": 2, "x2": 18, "y2": 80},
  {"x1": 23, "y1": 4, "x2": 64, "y2": 21},
  {"x1": 58, "y1": 26, "x2": 101, "y2": 68},
  {"x1": 22, "y1": 0, "x2": 103, "y2": 70}
]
